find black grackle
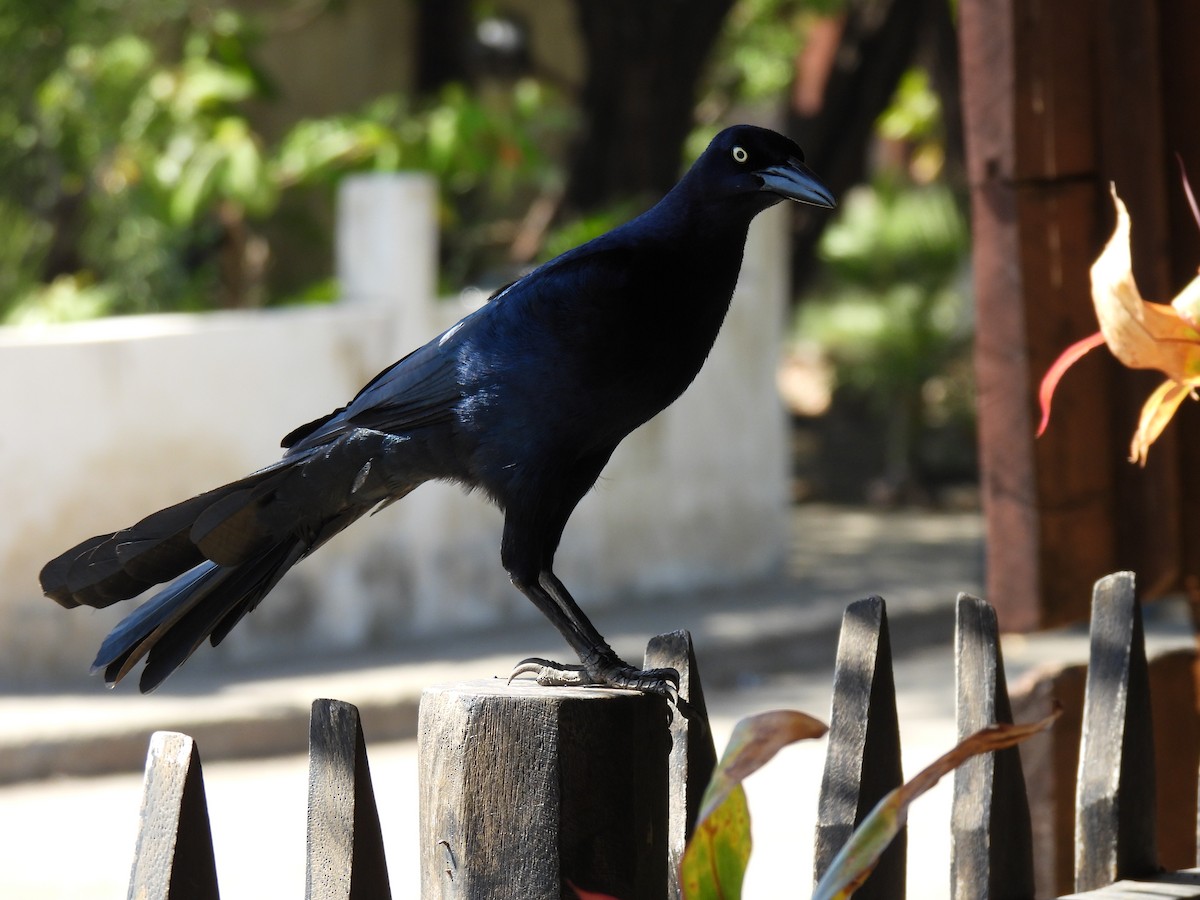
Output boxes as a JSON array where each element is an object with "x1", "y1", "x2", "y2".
[{"x1": 40, "y1": 125, "x2": 835, "y2": 695}]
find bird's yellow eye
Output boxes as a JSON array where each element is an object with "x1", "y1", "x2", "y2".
[{"x1": 731, "y1": 146, "x2": 749, "y2": 164}]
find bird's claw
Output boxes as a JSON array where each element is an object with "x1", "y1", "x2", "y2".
[
  {"x1": 509, "y1": 657, "x2": 591, "y2": 687},
  {"x1": 509, "y1": 656, "x2": 680, "y2": 701}
]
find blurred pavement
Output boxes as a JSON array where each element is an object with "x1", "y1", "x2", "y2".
[{"x1": 3, "y1": 504, "x2": 1165, "y2": 899}]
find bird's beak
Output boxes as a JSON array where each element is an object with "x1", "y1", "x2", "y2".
[{"x1": 757, "y1": 157, "x2": 836, "y2": 209}]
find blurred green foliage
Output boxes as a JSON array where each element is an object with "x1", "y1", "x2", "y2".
[
  {"x1": 750, "y1": 33, "x2": 977, "y2": 499},
  {"x1": 1, "y1": 0, "x2": 975, "y2": 498},
  {"x1": 687, "y1": 0, "x2": 845, "y2": 159},
  {"x1": 804, "y1": 181, "x2": 968, "y2": 396},
  {"x1": 798, "y1": 178, "x2": 974, "y2": 495},
  {"x1": 705, "y1": 0, "x2": 844, "y2": 104},
  {"x1": 0, "y1": 1, "x2": 571, "y2": 323},
  {"x1": 3, "y1": 2, "x2": 266, "y2": 320},
  {"x1": 876, "y1": 67, "x2": 947, "y2": 184},
  {"x1": 537, "y1": 201, "x2": 640, "y2": 263},
  {"x1": 4, "y1": 0, "x2": 975, "y2": 500}
]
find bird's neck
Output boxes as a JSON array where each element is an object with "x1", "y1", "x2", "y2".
[{"x1": 646, "y1": 188, "x2": 757, "y2": 249}]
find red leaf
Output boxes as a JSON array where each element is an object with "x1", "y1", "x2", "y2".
[{"x1": 1036, "y1": 330, "x2": 1106, "y2": 437}]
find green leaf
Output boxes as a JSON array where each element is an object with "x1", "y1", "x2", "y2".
[
  {"x1": 698, "y1": 710, "x2": 828, "y2": 826},
  {"x1": 682, "y1": 782, "x2": 752, "y2": 900},
  {"x1": 172, "y1": 57, "x2": 255, "y2": 117},
  {"x1": 215, "y1": 117, "x2": 274, "y2": 213},
  {"x1": 168, "y1": 138, "x2": 222, "y2": 224},
  {"x1": 682, "y1": 710, "x2": 827, "y2": 900}
]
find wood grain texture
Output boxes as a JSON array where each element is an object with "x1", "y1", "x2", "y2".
[
  {"x1": 644, "y1": 630, "x2": 717, "y2": 900},
  {"x1": 1075, "y1": 572, "x2": 1158, "y2": 891},
  {"x1": 127, "y1": 730, "x2": 220, "y2": 900},
  {"x1": 814, "y1": 596, "x2": 905, "y2": 899},
  {"x1": 952, "y1": 594, "x2": 1035, "y2": 899},
  {"x1": 961, "y1": 0, "x2": 1200, "y2": 626},
  {"x1": 418, "y1": 679, "x2": 669, "y2": 899},
  {"x1": 306, "y1": 699, "x2": 391, "y2": 900}
]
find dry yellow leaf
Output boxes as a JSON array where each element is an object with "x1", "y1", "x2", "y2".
[
  {"x1": 1130, "y1": 379, "x2": 1193, "y2": 465},
  {"x1": 1091, "y1": 187, "x2": 1200, "y2": 379},
  {"x1": 1039, "y1": 186, "x2": 1200, "y2": 464}
]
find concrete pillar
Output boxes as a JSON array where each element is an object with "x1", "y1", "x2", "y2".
[{"x1": 336, "y1": 173, "x2": 438, "y2": 333}]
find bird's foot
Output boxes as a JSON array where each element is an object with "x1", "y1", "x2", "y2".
[{"x1": 509, "y1": 656, "x2": 679, "y2": 700}]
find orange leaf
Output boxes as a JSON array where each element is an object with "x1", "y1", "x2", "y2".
[
  {"x1": 1172, "y1": 276, "x2": 1200, "y2": 333},
  {"x1": 1041, "y1": 185, "x2": 1200, "y2": 460},
  {"x1": 1036, "y1": 330, "x2": 1106, "y2": 437}
]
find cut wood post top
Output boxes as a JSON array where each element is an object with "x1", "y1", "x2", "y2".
[
  {"x1": 417, "y1": 676, "x2": 671, "y2": 900},
  {"x1": 421, "y1": 677, "x2": 672, "y2": 701}
]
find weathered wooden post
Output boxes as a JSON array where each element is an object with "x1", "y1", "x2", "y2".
[
  {"x1": 1074, "y1": 571, "x2": 1158, "y2": 891},
  {"x1": 645, "y1": 630, "x2": 718, "y2": 900},
  {"x1": 417, "y1": 679, "x2": 670, "y2": 899},
  {"x1": 127, "y1": 731, "x2": 220, "y2": 900},
  {"x1": 952, "y1": 593, "x2": 1035, "y2": 899},
  {"x1": 815, "y1": 596, "x2": 906, "y2": 899},
  {"x1": 307, "y1": 699, "x2": 391, "y2": 900}
]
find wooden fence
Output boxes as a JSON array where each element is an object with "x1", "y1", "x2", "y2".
[{"x1": 123, "y1": 571, "x2": 1200, "y2": 898}]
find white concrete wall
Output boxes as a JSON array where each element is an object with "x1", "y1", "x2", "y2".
[{"x1": 0, "y1": 173, "x2": 791, "y2": 682}]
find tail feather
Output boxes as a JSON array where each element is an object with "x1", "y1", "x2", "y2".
[
  {"x1": 190, "y1": 486, "x2": 277, "y2": 565},
  {"x1": 43, "y1": 427, "x2": 425, "y2": 690},
  {"x1": 93, "y1": 563, "x2": 214, "y2": 682},
  {"x1": 67, "y1": 537, "x2": 137, "y2": 606},
  {"x1": 200, "y1": 542, "x2": 308, "y2": 650},
  {"x1": 40, "y1": 534, "x2": 115, "y2": 608},
  {"x1": 95, "y1": 539, "x2": 308, "y2": 691},
  {"x1": 141, "y1": 541, "x2": 308, "y2": 691},
  {"x1": 116, "y1": 531, "x2": 206, "y2": 584},
  {"x1": 41, "y1": 465, "x2": 286, "y2": 609}
]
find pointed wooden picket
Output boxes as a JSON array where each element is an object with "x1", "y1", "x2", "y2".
[
  {"x1": 815, "y1": 596, "x2": 906, "y2": 900},
  {"x1": 952, "y1": 593, "x2": 1035, "y2": 898},
  {"x1": 127, "y1": 731, "x2": 220, "y2": 900},
  {"x1": 1074, "y1": 571, "x2": 1158, "y2": 891},
  {"x1": 306, "y1": 698, "x2": 392, "y2": 900},
  {"x1": 645, "y1": 629, "x2": 718, "y2": 900}
]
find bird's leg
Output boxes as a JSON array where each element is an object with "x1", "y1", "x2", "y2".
[{"x1": 507, "y1": 568, "x2": 679, "y2": 699}]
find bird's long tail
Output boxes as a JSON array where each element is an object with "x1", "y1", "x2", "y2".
[{"x1": 40, "y1": 429, "x2": 416, "y2": 691}]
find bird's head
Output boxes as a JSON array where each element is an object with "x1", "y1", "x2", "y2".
[{"x1": 685, "y1": 124, "x2": 836, "y2": 214}]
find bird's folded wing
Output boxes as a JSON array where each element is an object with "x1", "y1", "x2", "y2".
[{"x1": 281, "y1": 316, "x2": 479, "y2": 451}]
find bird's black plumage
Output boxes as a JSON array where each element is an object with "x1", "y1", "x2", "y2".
[{"x1": 40, "y1": 124, "x2": 835, "y2": 693}]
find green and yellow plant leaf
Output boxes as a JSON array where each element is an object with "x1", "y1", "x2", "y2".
[
  {"x1": 682, "y1": 782, "x2": 752, "y2": 900},
  {"x1": 682, "y1": 710, "x2": 828, "y2": 900}
]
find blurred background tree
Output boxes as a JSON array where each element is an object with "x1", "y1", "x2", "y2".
[{"x1": 0, "y1": 0, "x2": 975, "y2": 503}]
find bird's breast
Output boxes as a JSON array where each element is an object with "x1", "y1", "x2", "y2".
[{"x1": 456, "y1": 239, "x2": 746, "y2": 475}]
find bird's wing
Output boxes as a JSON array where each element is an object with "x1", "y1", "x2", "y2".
[
  {"x1": 282, "y1": 236, "x2": 642, "y2": 454},
  {"x1": 281, "y1": 309, "x2": 486, "y2": 452}
]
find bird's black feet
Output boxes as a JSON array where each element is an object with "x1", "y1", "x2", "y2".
[{"x1": 510, "y1": 655, "x2": 680, "y2": 700}]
